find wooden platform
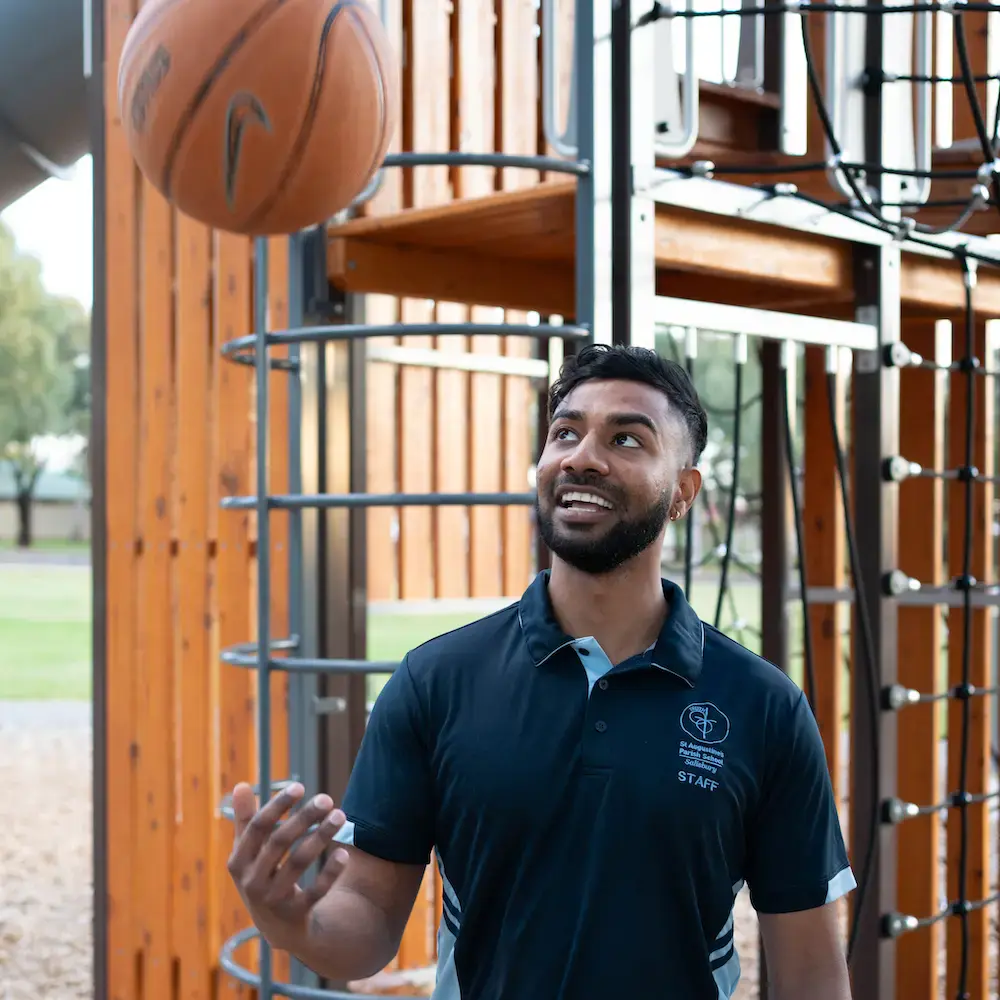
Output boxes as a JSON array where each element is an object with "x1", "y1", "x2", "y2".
[{"x1": 327, "y1": 178, "x2": 1000, "y2": 321}]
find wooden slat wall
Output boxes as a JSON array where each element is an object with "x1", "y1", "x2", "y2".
[
  {"x1": 362, "y1": 0, "x2": 550, "y2": 603},
  {"x1": 103, "y1": 1, "x2": 561, "y2": 995}
]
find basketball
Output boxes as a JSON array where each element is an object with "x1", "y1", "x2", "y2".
[{"x1": 116, "y1": 0, "x2": 399, "y2": 236}]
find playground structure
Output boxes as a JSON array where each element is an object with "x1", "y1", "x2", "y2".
[{"x1": 74, "y1": 1, "x2": 1000, "y2": 1000}]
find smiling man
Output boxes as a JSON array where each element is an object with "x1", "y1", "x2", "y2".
[{"x1": 226, "y1": 344, "x2": 855, "y2": 1000}]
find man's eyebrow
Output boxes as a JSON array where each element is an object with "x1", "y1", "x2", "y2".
[
  {"x1": 551, "y1": 407, "x2": 660, "y2": 436},
  {"x1": 551, "y1": 407, "x2": 584, "y2": 423},
  {"x1": 609, "y1": 411, "x2": 659, "y2": 436}
]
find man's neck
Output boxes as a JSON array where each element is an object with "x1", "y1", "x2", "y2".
[{"x1": 547, "y1": 555, "x2": 668, "y2": 666}]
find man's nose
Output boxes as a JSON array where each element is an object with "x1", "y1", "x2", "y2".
[{"x1": 560, "y1": 432, "x2": 609, "y2": 476}]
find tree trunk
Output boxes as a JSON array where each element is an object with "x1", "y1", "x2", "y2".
[{"x1": 16, "y1": 489, "x2": 32, "y2": 548}]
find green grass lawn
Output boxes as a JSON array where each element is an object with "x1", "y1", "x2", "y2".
[
  {"x1": 0, "y1": 563, "x2": 93, "y2": 699},
  {"x1": 0, "y1": 560, "x2": 808, "y2": 704}
]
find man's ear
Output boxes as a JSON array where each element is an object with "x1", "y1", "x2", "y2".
[{"x1": 669, "y1": 467, "x2": 702, "y2": 521}]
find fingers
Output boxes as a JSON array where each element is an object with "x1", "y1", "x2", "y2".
[
  {"x1": 228, "y1": 782, "x2": 305, "y2": 877},
  {"x1": 244, "y1": 791, "x2": 337, "y2": 889},
  {"x1": 303, "y1": 842, "x2": 351, "y2": 907},
  {"x1": 268, "y1": 806, "x2": 348, "y2": 900},
  {"x1": 231, "y1": 782, "x2": 258, "y2": 839}
]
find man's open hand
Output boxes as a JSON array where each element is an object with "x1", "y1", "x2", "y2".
[{"x1": 226, "y1": 781, "x2": 350, "y2": 951}]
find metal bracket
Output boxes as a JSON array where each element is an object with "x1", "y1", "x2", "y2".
[{"x1": 300, "y1": 225, "x2": 345, "y2": 324}]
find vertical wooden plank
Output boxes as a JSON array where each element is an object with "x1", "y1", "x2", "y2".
[
  {"x1": 895, "y1": 319, "x2": 948, "y2": 1000},
  {"x1": 946, "y1": 317, "x2": 994, "y2": 1000},
  {"x1": 213, "y1": 231, "x2": 256, "y2": 998},
  {"x1": 433, "y1": 0, "x2": 499, "y2": 599},
  {"x1": 456, "y1": 1, "x2": 502, "y2": 599},
  {"x1": 266, "y1": 235, "x2": 292, "y2": 987},
  {"x1": 397, "y1": 0, "x2": 451, "y2": 600},
  {"x1": 431, "y1": 299, "x2": 471, "y2": 599},
  {"x1": 363, "y1": 0, "x2": 404, "y2": 601},
  {"x1": 498, "y1": 0, "x2": 542, "y2": 597},
  {"x1": 135, "y1": 165, "x2": 175, "y2": 1000},
  {"x1": 366, "y1": 305, "x2": 401, "y2": 603},
  {"x1": 171, "y1": 214, "x2": 214, "y2": 1000},
  {"x1": 803, "y1": 346, "x2": 846, "y2": 793},
  {"x1": 103, "y1": 1, "x2": 140, "y2": 995}
]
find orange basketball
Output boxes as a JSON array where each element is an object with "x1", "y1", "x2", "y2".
[{"x1": 117, "y1": 0, "x2": 399, "y2": 235}]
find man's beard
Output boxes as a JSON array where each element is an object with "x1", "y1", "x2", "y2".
[{"x1": 535, "y1": 485, "x2": 671, "y2": 575}]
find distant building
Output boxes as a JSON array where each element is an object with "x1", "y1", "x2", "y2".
[{"x1": 0, "y1": 462, "x2": 91, "y2": 543}]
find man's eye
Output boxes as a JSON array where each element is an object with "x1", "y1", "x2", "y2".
[
  {"x1": 614, "y1": 433, "x2": 640, "y2": 448},
  {"x1": 556, "y1": 428, "x2": 578, "y2": 442}
]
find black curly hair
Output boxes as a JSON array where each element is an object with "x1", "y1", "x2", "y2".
[{"x1": 548, "y1": 343, "x2": 708, "y2": 466}]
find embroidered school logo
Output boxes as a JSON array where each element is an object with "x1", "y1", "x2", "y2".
[{"x1": 680, "y1": 702, "x2": 731, "y2": 745}]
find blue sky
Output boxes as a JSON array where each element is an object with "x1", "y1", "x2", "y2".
[{"x1": 1, "y1": 154, "x2": 94, "y2": 311}]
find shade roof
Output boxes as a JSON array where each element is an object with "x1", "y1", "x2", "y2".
[{"x1": 0, "y1": 0, "x2": 90, "y2": 211}]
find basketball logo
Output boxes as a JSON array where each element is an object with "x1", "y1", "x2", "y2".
[{"x1": 680, "y1": 703, "x2": 731, "y2": 746}]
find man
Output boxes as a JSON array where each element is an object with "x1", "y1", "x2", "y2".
[{"x1": 227, "y1": 344, "x2": 855, "y2": 999}]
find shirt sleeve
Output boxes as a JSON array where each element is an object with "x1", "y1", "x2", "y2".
[
  {"x1": 336, "y1": 654, "x2": 436, "y2": 866},
  {"x1": 744, "y1": 688, "x2": 856, "y2": 914}
]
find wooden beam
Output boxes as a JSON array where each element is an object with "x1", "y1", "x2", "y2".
[
  {"x1": 329, "y1": 238, "x2": 575, "y2": 315},
  {"x1": 328, "y1": 180, "x2": 1000, "y2": 317}
]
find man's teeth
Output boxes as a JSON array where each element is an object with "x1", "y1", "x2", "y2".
[{"x1": 562, "y1": 491, "x2": 613, "y2": 509}]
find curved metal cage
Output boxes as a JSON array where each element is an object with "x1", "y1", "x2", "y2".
[{"x1": 217, "y1": 130, "x2": 599, "y2": 997}]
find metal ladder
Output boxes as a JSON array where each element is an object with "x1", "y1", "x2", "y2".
[{"x1": 213, "y1": 2, "x2": 654, "y2": 997}]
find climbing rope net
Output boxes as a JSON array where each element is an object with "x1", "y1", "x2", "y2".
[{"x1": 641, "y1": 0, "x2": 1000, "y2": 994}]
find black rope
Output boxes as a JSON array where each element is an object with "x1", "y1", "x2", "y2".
[
  {"x1": 713, "y1": 348, "x2": 744, "y2": 630},
  {"x1": 825, "y1": 368, "x2": 881, "y2": 963},
  {"x1": 781, "y1": 359, "x2": 818, "y2": 713},
  {"x1": 954, "y1": 254, "x2": 977, "y2": 1000}
]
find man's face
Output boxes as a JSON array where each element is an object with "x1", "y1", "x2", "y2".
[{"x1": 534, "y1": 378, "x2": 699, "y2": 575}]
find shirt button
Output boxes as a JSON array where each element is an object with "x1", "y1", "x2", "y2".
[
  {"x1": 598, "y1": 678, "x2": 609, "y2": 691},
  {"x1": 577, "y1": 647, "x2": 590, "y2": 656},
  {"x1": 595, "y1": 720, "x2": 607, "y2": 733}
]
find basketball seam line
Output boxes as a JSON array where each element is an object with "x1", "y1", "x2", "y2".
[
  {"x1": 160, "y1": 0, "x2": 291, "y2": 200},
  {"x1": 241, "y1": 0, "x2": 378, "y2": 232}
]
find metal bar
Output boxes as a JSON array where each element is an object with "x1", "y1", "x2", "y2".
[
  {"x1": 611, "y1": 0, "x2": 632, "y2": 346},
  {"x1": 850, "y1": 243, "x2": 901, "y2": 998},
  {"x1": 576, "y1": 0, "x2": 612, "y2": 344},
  {"x1": 221, "y1": 322, "x2": 591, "y2": 362},
  {"x1": 221, "y1": 927, "x2": 425, "y2": 1000},
  {"x1": 792, "y1": 585, "x2": 1000, "y2": 609},
  {"x1": 87, "y1": 0, "x2": 107, "y2": 994},
  {"x1": 225, "y1": 656, "x2": 401, "y2": 675},
  {"x1": 760, "y1": 339, "x2": 791, "y2": 674},
  {"x1": 253, "y1": 237, "x2": 274, "y2": 999},
  {"x1": 613, "y1": 0, "x2": 658, "y2": 348},
  {"x1": 222, "y1": 491, "x2": 538, "y2": 511},
  {"x1": 365, "y1": 342, "x2": 550, "y2": 378},
  {"x1": 382, "y1": 150, "x2": 589, "y2": 175},
  {"x1": 285, "y1": 232, "x2": 320, "y2": 993},
  {"x1": 653, "y1": 296, "x2": 878, "y2": 350},
  {"x1": 541, "y1": 0, "x2": 579, "y2": 157}
]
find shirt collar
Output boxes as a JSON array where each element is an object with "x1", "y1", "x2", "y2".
[{"x1": 516, "y1": 569, "x2": 705, "y2": 687}]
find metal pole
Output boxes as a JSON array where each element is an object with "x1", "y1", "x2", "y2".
[
  {"x1": 575, "y1": 0, "x2": 612, "y2": 345},
  {"x1": 253, "y1": 235, "x2": 273, "y2": 1000},
  {"x1": 285, "y1": 231, "x2": 320, "y2": 993},
  {"x1": 611, "y1": 0, "x2": 657, "y2": 349}
]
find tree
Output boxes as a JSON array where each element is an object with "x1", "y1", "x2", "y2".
[{"x1": 0, "y1": 221, "x2": 91, "y2": 546}]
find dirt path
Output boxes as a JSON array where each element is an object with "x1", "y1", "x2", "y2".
[{"x1": 0, "y1": 701, "x2": 93, "y2": 1000}]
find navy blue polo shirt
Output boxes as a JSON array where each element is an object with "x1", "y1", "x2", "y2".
[{"x1": 337, "y1": 571, "x2": 854, "y2": 999}]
